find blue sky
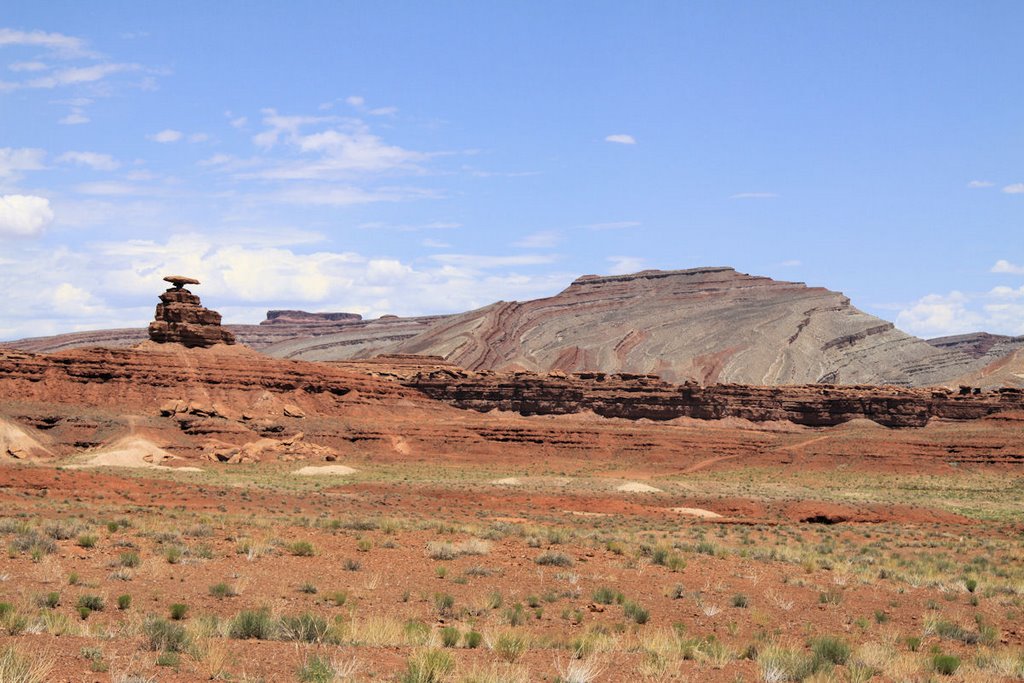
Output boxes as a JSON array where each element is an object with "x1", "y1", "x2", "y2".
[{"x1": 1, "y1": 1, "x2": 1022, "y2": 340}]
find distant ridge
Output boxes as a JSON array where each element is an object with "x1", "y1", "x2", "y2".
[{"x1": 3, "y1": 267, "x2": 1014, "y2": 387}]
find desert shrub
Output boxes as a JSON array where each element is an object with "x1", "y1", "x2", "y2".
[
  {"x1": 143, "y1": 616, "x2": 188, "y2": 652},
  {"x1": 299, "y1": 583, "x2": 317, "y2": 594},
  {"x1": 504, "y1": 603, "x2": 527, "y2": 626},
  {"x1": 0, "y1": 645, "x2": 53, "y2": 683},
  {"x1": 932, "y1": 654, "x2": 961, "y2": 676},
  {"x1": 344, "y1": 558, "x2": 361, "y2": 571},
  {"x1": 9, "y1": 531, "x2": 55, "y2": 557},
  {"x1": 404, "y1": 620, "x2": 432, "y2": 646},
  {"x1": 45, "y1": 520, "x2": 81, "y2": 540},
  {"x1": 208, "y1": 582, "x2": 236, "y2": 599},
  {"x1": 156, "y1": 651, "x2": 180, "y2": 667},
  {"x1": 229, "y1": 608, "x2": 275, "y2": 640},
  {"x1": 76, "y1": 534, "x2": 97, "y2": 549},
  {"x1": 41, "y1": 592, "x2": 60, "y2": 609},
  {"x1": 163, "y1": 545, "x2": 183, "y2": 564},
  {"x1": 757, "y1": 643, "x2": 815, "y2": 682},
  {"x1": 494, "y1": 632, "x2": 528, "y2": 662},
  {"x1": 433, "y1": 593, "x2": 454, "y2": 617},
  {"x1": 329, "y1": 591, "x2": 348, "y2": 606},
  {"x1": 426, "y1": 542, "x2": 456, "y2": 560},
  {"x1": 732, "y1": 594, "x2": 749, "y2": 608},
  {"x1": 441, "y1": 626, "x2": 460, "y2": 647},
  {"x1": 76, "y1": 595, "x2": 104, "y2": 611},
  {"x1": 464, "y1": 630, "x2": 483, "y2": 648},
  {"x1": 535, "y1": 551, "x2": 574, "y2": 567},
  {"x1": 288, "y1": 541, "x2": 315, "y2": 556},
  {"x1": 279, "y1": 613, "x2": 332, "y2": 643},
  {"x1": 297, "y1": 654, "x2": 338, "y2": 683},
  {"x1": 169, "y1": 603, "x2": 188, "y2": 620},
  {"x1": 624, "y1": 600, "x2": 650, "y2": 624},
  {"x1": 933, "y1": 619, "x2": 978, "y2": 644},
  {"x1": 810, "y1": 636, "x2": 850, "y2": 667},
  {"x1": 119, "y1": 551, "x2": 141, "y2": 567},
  {"x1": 356, "y1": 539, "x2": 372, "y2": 552},
  {"x1": 592, "y1": 587, "x2": 623, "y2": 605},
  {"x1": 401, "y1": 648, "x2": 454, "y2": 683},
  {"x1": 116, "y1": 594, "x2": 132, "y2": 610}
]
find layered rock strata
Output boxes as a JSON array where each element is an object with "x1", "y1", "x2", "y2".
[
  {"x1": 405, "y1": 368, "x2": 1024, "y2": 428},
  {"x1": 147, "y1": 280, "x2": 236, "y2": 348}
]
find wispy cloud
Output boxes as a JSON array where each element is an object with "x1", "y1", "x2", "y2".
[
  {"x1": 359, "y1": 221, "x2": 461, "y2": 232},
  {"x1": 992, "y1": 259, "x2": 1024, "y2": 275},
  {"x1": 59, "y1": 109, "x2": 89, "y2": 125},
  {"x1": 730, "y1": 192, "x2": 779, "y2": 200},
  {"x1": 605, "y1": 134, "x2": 636, "y2": 145},
  {"x1": 778, "y1": 259, "x2": 802, "y2": 267},
  {"x1": 606, "y1": 255, "x2": 646, "y2": 274},
  {"x1": 513, "y1": 231, "x2": 560, "y2": 249},
  {"x1": 57, "y1": 151, "x2": 119, "y2": 171},
  {"x1": 1002, "y1": 183, "x2": 1024, "y2": 194},
  {"x1": 267, "y1": 185, "x2": 438, "y2": 206},
  {"x1": 149, "y1": 129, "x2": 183, "y2": 143},
  {"x1": 586, "y1": 221, "x2": 641, "y2": 230},
  {"x1": 967, "y1": 180, "x2": 994, "y2": 188},
  {"x1": 430, "y1": 253, "x2": 557, "y2": 268},
  {"x1": 0, "y1": 28, "x2": 95, "y2": 58},
  {"x1": 0, "y1": 147, "x2": 46, "y2": 181}
]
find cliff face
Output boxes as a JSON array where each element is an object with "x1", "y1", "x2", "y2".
[
  {"x1": 382, "y1": 268, "x2": 981, "y2": 386},
  {"x1": 404, "y1": 368, "x2": 1024, "y2": 428}
]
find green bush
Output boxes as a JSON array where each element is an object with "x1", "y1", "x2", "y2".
[
  {"x1": 169, "y1": 603, "x2": 188, "y2": 620},
  {"x1": 401, "y1": 648, "x2": 455, "y2": 683},
  {"x1": 534, "y1": 551, "x2": 574, "y2": 567},
  {"x1": 732, "y1": 594, "x2": 749, "y2": 608},
  {"x1": 76, "y1": 595, "x2": 104, "y2": 611},
  {"x1": 810, "y1": 636, "x2": 850, "y2": 667},
  {"x1": 143, "y1": 616, "x2": 188, "y2": 652},
  {"x1": 592, "y1": 587, "x2": 623, "y2": 605},
  {"x1": 229, "y1": 608, "x2": 275, "y2": 640},
  {"x1": 464, "y1": 630, "x2": 483, "y2": 648},
  {"x1": 932, "y1": 654, "x2": 961, "y2": 676},
  {"x1": 624, "y1": 600, "x2": 650, "y2": 624},
  {"x1": 119, "y1": 551, "x2": 140, "y2": 568},
  {"x1": 288, "y1": 541, "x2": 315, "y2": 556},
  {"x1": 297, "y1": 654, "x2": 337, "y2": 683},
  {"x1": 494, "y1": 632, "x2": 527, "y2": 662},
  {"x1": 208, "y1": 582, "x2": 236, "y2": 599},
  {"x1": 441, "y1": 626, "x2": 460, "y2": 647},
  {"x1": 278, "y1": 613, "x2": 332, "y2": 643},
  {"x1": 116, "y1": 594, "x2": 132, "y2": 610},
  {"x1": 76, "y1": 534, "x2": 97, "y2": 548}
]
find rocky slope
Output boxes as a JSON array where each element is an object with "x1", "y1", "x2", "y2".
[
  {"x1": 928, "y1": 332, "x2": 1024, "y2": 364},
  {"x1": 404, "y1": 368, "x2": 1024, "y2": 428},
  {"x1": 1, "y1": 312, "x2": 450, "y2": 354},
  {"x1": 370, "y1": 268, "x2": 984, "y2": 386}
]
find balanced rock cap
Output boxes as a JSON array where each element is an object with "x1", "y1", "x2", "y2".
[{"x1": 163, "y1": 275, "x2": 201, "y2": 290}]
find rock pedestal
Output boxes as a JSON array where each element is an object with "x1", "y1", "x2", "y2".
[{"x1": 147, "y1": 279, "x2": 236, "y2": 348}]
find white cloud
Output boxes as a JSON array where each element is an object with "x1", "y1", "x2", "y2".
[
  {"x1": 22, "y1": 63, "x2": 142, "y2": 90},
  {"x1": 606, "y1": 256, "x2": 645, "y2": 274},
  {"x1": 250, "y1": 108, "x2": 334, "y2": 149},
  {"x1": 369, "y1": 106, "x2": 398, "y2": 116},
  {"x1": 967, "y1": 180, "x2": 994, "y2": 188},
  {"x1": 229, "y1": 116, "x2": 247, "y2": 128},
  {"x1": 513, "y1": 231, "x2": 560, "y2": 249},
  {"x1": 992, "y1": 259, "x2": 1024, "y2": 275},
  {"x1": 604, "y1": 134, "x2": 636, "y2": 145},
  {"x1": 9, "y1": 61, "x2": 47, "y2": 72},
  {"x1": 149, "y1": 129, "x2": 183, "y2": 143},
  {"x1": 730, "y1": 192, "x2": 779, "y2": 199},
  {"x1": 359, "y1": 221, "x2": 460, "y2": 232},
  {"x1": 0, "y1": 194, "x2": 54, "y2": 237},
  {"x1": 421, "y1": 238, "x2": 450, "y2": 249},
  {"x1": 1003, "y1": 183, "x2": 1024, "y2": 194},
  {"x1": 778, "y1": 259, "x2": 802, "y2": 267},
  {"x1": 897, "y1": 287, "x2": 1024, "y2": 337},
  {"x1": 57, "y1": 151, "x2": 119, "y2": 171},
  {"x1": 345, "y1": 95, "x2": 365, "y2": 107},
  {"x1": 0, "y1": 28, "x2": 93, "y2": 58},
  {"x1": 58, "y1": 109, "x2": 89, "y2": 125},
  {"x1": 188, "y1": 133, "x2": 210, "y2": 143},
  {"x1": 0, "y1": 147, "x2": 46, "y2": 180}
]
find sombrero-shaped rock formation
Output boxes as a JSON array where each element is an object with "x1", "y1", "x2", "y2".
[{"x1": 147, "y1": 276, "x2": 236, "y2": 348}]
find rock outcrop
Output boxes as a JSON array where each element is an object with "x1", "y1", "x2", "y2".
[
  {"x1": 261, "y1": 310, "x2": 363, "y2": 325},
  {"x1": 147, "y1": 277, "x2": 236, "y2": 348},
  {"x1": 405, "y1": 368, "x2": 1024, "y2": 428}
]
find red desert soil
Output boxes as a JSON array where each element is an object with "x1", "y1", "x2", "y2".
[{"x1": 1, "y1": 344, "x2": 1023, "y2": 681}]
